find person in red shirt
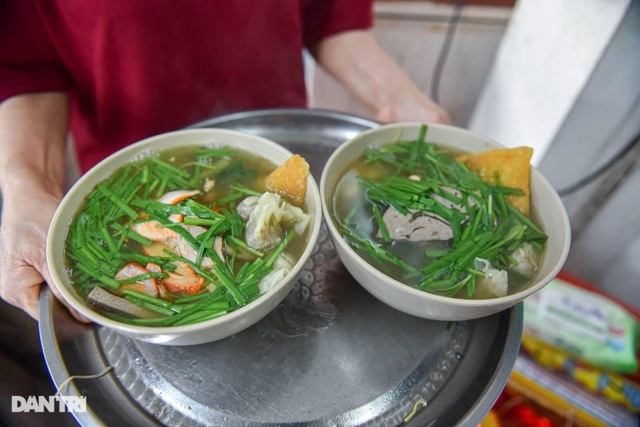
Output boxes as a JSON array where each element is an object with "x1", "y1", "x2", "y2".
[{"x1": 0, "y1": 1, "x2": 450, "y2": 321}]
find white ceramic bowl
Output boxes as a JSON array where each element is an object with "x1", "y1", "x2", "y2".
[
  {"x1": 47, "y1": 129, "x2": 322, "y2": 345},
  {"x1": 320, "y1": 123, "x2": 571, "y2": 321}
]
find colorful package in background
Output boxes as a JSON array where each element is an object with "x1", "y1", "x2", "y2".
[
  {"x1": 523, "y1": 277, "x2": 639, "y2": 374},
  {"x1": 521, "y1": 334, "x2": 640, "y2": 413},
  {"x1": 508, "y1": 355, "x2": 638, "y2": 426}
]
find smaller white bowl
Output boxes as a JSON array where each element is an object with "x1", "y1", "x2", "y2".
[
  {"x1": 47, "y1": 129, "x2": 322, "y2": 345},
  {"x1": 320, "y1": 123, "x2": 571, "y2": 321}
]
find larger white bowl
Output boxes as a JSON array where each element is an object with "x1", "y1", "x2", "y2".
[
  {"x1": 320, "y1": 123, "x2": 571, "y2": 321},
  {"x1": 47, "y1": 129, "x2": 322, "y2": 345}
]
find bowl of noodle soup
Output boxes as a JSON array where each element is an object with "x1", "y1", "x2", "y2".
[
  {"x1": 47, "y1": 129, "x2": 321, "y2": 345},
  {"x1": 320, "y1": 123, "x2": 570, "y2": 321}
]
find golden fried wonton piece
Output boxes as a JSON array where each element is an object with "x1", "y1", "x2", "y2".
[
  {"x1": 266, "y1": 154, "x2": 309, "y2": 206},
  {"x1": 457, "y1": 146, "x2": 533, "y2": 216}
]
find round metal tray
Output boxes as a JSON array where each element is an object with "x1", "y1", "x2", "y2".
[{"x1": 39, "y1": 109, "x2": 522, "y2": 426}]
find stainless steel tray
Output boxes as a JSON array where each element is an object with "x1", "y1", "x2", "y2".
[{"x1": 39, "y1": 109, "x2": 522, "y2": 427}]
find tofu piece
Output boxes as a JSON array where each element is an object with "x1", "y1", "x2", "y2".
[
  {"x1": 458, "y1": 147, "x2": 533, "y2": 216},
  {"x1": 266, "y1": 154, "x2": 309, "y2": 206}
]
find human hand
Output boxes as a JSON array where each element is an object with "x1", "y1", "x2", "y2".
[
  {"x1": 374, "y1": 89, "x2": 451, "y2": 125},
  {"x1": 312, "y1": 31, "x2": 451, "y2": 126},
  {"x1": 0, "y1": 184, "x2": 90, "y2": 322}
]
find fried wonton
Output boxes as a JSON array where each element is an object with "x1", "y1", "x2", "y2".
[
  {"x1": 457, "y1": 146, "x2": 533, "y2": 216},
  {"x1": 266, "y1": 154, "x2": 309, "y2": 206}
]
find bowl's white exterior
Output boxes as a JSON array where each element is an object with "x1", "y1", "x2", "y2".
[
  {"x1": 47, "y1": 129, "x2": 322, "y2": 345},
  {"x1": 320, "y1": 123, "x2": 571, "y2": 321}
]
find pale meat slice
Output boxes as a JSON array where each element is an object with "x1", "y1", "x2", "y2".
[
  {"x1": 380, "y1": 207, "x2": 453, "y2": 241},
  {"x1": 133, "y1": 220, "x2": 214, "y2": 268},
  {"x1": 115, "y1": 262, "x2": 159, "y2": 297},
  {"x1": 145, "y1": 262, "x2": 167, "y2": 298},
  {"x1": 377, "y1": 187, "x2": 470, "y2": 242}
]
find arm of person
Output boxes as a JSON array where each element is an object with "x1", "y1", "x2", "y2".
[
  {"x1": 0, "y1": 92, "x2": 87, "y2": 321},
  {"x1": 311, "y1": 30, "x2": 451, "y2": 125}
]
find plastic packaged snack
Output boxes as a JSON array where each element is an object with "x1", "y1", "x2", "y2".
[
  {"x1": 508, "y1": 354, "x2": 638, "y2": 426},
  {"x1": 521, "y1": 334, "x2": 640, "y2": 412},
  {"x1": 523, "y1": 277, "x2": 639, "y2": 374}
]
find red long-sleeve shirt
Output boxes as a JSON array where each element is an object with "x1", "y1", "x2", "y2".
[{"x1": 0, "y1": 1, "x2": 372, "y2": 172}]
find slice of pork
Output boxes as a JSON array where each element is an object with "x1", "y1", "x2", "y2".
[
  {"x1": 379, "y1": 207, "x2": 453, "y2": 241},
  {"x1": 376, "y1": 186, "x2": 473, "y2": 242},
  {"x1": 133, "y1": 220, "x2": 214, "y2": 268}
]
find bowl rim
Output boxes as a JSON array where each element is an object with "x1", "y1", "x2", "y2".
[
  {"x1": 320, "y1": 122, "x2": 571, "y2": 308},
  {"x1": 46, "y1": 128, "x2": 322, "y2": 334}
]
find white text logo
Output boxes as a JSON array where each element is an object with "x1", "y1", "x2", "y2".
[{"x1": 11, "y1": 395, "x2": 87, "y2": 413}]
